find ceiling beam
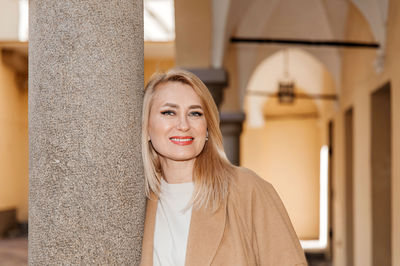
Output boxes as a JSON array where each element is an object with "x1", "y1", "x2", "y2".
[{"x1": 230, "y1": 37, "x2": 379, "y2": 49}]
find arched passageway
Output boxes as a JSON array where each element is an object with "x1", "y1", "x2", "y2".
[{"x1": 241, "y1": 48, "x2": 336, "y2": 250}]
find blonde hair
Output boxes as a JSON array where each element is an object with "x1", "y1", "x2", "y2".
[{"x1": 142, "y1": 69, "x2": 235, "y2": 211}]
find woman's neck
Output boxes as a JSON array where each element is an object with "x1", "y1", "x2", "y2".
[{"x1": 159, "y1": 158, "x2": 194, "y2": 184}]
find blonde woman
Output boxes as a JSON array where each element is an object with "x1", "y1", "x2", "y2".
[{"x1": 140, "y1": 69, "x2": 307, "y2": 266}]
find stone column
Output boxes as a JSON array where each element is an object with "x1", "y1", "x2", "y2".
[
  {"x1": 220, "y1": 112, "x2": 245, "y2": 165},
  {"x1": 29, "y1": 1, "x2": 145, "y2": 265},
  {"x1": 187, "y1": 68, "x2": 227, "y2": 108}
]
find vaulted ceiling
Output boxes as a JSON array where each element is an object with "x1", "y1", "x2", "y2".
[{"x1": 207, "y1": 0, "x2": 389, "y2": 95}]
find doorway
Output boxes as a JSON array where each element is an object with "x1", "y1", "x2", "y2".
[
  {"x1": 344, "y1": 108, "x2": 354, "y2": 266},
  {"x1": 371, "y1": 82, "x2": 392, "y2": 266}
]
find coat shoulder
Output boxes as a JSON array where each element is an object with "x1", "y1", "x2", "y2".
[
  {"x1": 230, "y1": 166, "x2": 274, "y2": 195},
  {"x1": 228, "y1": 167, "x2": 307, "y2": 265},
  {"x1": 227, "y1": 166, "x2": 279, "y2": 213}
]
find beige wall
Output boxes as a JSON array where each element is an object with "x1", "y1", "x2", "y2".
[
  {"x1": 331, "y1": 1, "x2": 400, "y2": 265},
  {"x1": 241, "y1": 117, "x2": 321, "y2": 239},
  {"x1": 174, "y1": 0, "x2": 211, "y2": 68},
  {"x1": 332, "y1": 111, "x2": 346, "y2": 265},
  {"x1": 0, "y1": 0, "x2": 19, "y2": 41},
  {"x1": 144, "y1": 41, "x2": 175, "y2": 84},
  {"x1": 144, "y1": 58, "x2": 175, "y2": 84},
  {"x1": 0, "y1": 50, "x2": 28, "y2": 222}
]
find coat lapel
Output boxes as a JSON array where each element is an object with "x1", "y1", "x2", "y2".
[
  {"x1": 140, "y1": 196, "x2": 227, "y2": 266},
  {"x1": 141, "y1": 197, "x2": 158, "y2": 266},
  {"x1": 185, "y1": 200, "x2": 227, "y2": 266}
]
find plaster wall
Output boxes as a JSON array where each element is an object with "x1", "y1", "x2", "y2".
[
  {"x1": 241, "y1": 117, "x2": 321, "y2": 239},
  {"x1": 332, "y1": 1, "x2": 400, "y2": 265},
  {"x1": 144, "y1": 58, "x2": 175, "y2": 84},
  {"x1": 332, "y1": 111, "x2": 346, "y2": 265},
  {"x1": 0, "y1": 51, "x2": 28, "y2": 222},
  {"x1": 174, "y1": 0, "x2": 211, "y2": 68},
  {"x1": 144, "y1": 41, "x2": 175, "y2": 85},
  {"x1": 0, "y1": 0, "x2": 19, "y2": 41}
]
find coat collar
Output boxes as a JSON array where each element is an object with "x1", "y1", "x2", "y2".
[
  {"x1": 141, "y1": 196, "x2": 157, "y2": 266},
  {"x1": 141, "y1": 195, "x2": 227, "y2": 266}
]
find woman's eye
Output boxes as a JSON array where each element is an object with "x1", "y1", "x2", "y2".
[
  {"x1": 161, "y1": 110, "x2": 175, "y2": 116},
  {"x1": 189, "y1": 111, "x2": 203, "y2": 117}
]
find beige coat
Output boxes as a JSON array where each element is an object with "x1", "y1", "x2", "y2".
[{"x1": 141, "y1": 167, "x2": 307, "y2": 266}]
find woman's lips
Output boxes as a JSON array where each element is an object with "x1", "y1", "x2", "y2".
[{"x1": 169, "y1": 136, "x2": 194, "y2": 146}]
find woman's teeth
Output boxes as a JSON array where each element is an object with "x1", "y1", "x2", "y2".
[{"x1": 170, "y1": 138, "x2": 193, "y2": 142}]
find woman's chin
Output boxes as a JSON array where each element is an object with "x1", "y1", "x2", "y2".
[{"x1": 160, "y1": 153, "x2": 199, "y2": 163}]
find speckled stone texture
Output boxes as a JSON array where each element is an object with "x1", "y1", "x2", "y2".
[{"x1": 28, "y1": 1, "x2": 145, "y2": 264}]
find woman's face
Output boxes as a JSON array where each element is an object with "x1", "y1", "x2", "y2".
[{"x1": 148, "y1": 81, "x2": 208, "y2": 164}]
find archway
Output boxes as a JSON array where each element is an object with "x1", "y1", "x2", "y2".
[{"x1": 241, "y1": 48, "x2": 335, "y2": 251}]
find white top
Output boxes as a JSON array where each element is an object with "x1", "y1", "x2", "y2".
[{"x1": 153, "y1": 178, "x2": 194, "y2": 266}]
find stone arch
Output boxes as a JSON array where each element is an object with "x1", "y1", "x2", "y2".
[
  {"x1": 240, "y1": 48, "x2": 335, "y2": 242},
  {"x1": 244, "y1": 48, "x2": 335, "y2": 128}
]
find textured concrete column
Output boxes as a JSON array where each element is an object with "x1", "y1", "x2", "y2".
[
  {"x1": 220, "y1": 112, "x2": 245, "y2": 165},
  {"x1": 187, "y1": 68, "x2": 228, "y2": 107},
  {"x1": 29, "y1": 1, "x2": 145, "y2": 265}
]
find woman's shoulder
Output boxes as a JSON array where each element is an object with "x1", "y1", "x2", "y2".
[
  {"x1": 231, "y1": 166, "x2": 274, "y2": 191},
  {"x1": 228, "y1": 166, "x2": 277, "y2": 203},
  {"x1": 228, "y1": 167, "x2": 307, "y2": 265}
]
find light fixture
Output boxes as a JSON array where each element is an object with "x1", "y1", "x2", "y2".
[
  {"x1": 278, "y1": 49, "x2": 295, "y2": 104},
  {"x1": 278, "y1": 81, "x2": 295, "y2": 104}
]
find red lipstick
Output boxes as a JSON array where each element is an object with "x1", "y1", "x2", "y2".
[{"x1": 169, "y1": 136, "x2": 194, "y2": 146}]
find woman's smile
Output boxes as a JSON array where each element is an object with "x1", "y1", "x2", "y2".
[{"x1": 169, "y1": 136, "x2": 194, "y2": 145}]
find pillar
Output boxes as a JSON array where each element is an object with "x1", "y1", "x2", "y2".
[
  {"x1": 29, "y1": 1, "x2": 145, "y2": 264},
  {"x1": 187, "y1": 68, "x2": 227, "y2": 107},
  {"x1": 220, "y1": 112, "x2": 245, "y2": 165}
]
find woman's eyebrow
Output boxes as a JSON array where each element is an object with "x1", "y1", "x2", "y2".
[
  {"x1": 162, "y1": 103, "x2": 178, "y2": 108},
  {"x1": 189, "y1": 105, "x2": 202, "y2": 109},
  {"x1": 161, "y1": 103, "x2": 202, "y2": 109}
]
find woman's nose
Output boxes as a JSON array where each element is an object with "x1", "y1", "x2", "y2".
[{"x1": 177, "y1": 115, "x2": 189, "y2": 131}]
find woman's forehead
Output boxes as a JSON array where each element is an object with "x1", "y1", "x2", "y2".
[{"x1": 152, "y1": 81, "x2": 203, "y2": 106}]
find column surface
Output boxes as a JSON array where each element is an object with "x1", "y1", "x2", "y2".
[{"x1": 29, "y1": 1, "x2": 145, "y2": 264}]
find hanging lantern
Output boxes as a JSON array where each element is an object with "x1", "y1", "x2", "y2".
[
  {"x1": 277, "y1": 49, "x2": 295, "y2": 104},
  {"x1": 278, "y1": 80, "x2": 295, "y2": 104}
]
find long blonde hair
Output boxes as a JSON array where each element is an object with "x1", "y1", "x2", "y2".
[{"x1": 142, "y1": 69, "x2": 235, "y2": 211}]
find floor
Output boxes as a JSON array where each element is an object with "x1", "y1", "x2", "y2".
[
  {"x1": 307, "y1": 253, "x2": 333, "y2": 266},
  {"x1": 0, "y1": 238, "x2": 28, "y2": 266},
  {"x1": 0, "y1": 237, "x2": 334, "y2": 266}
]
